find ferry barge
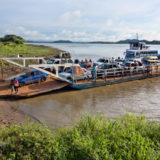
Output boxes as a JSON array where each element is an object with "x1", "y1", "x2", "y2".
[{"x1": 0, "y1": 41, "x2": 160, "y2": 98}]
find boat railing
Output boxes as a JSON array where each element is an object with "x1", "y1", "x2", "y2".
[{"x1": 96, "y1": 64, "x2": 160, "y2": 79}]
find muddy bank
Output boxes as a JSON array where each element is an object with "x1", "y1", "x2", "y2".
[{"x1": 0, "y1": 100, "x2": 25, "y2": 126}]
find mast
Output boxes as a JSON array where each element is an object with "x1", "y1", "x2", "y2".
[{"x1": 136, "y1": 33, "x2": 139, "y2": 40}]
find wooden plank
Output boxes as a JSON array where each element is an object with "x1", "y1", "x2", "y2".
[{"x1": 0, "y1": 78, "x2": 68, "y2": 98}]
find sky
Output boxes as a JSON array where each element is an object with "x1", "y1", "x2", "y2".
[{"x1": 1, "y1": 0, "x2": 160, "y2": 41}]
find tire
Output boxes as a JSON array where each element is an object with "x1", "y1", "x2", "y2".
[
  {"x1": 40, "y1": 77, "x2": 46, "y2": 82},
  {"x1": 19, "y1": 82, "x2": 25, "y2": 87},
  {"x1": 67, "y1": 77, "x2": 72, "y2": 81}
]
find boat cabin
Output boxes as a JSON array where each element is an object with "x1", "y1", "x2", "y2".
[{"x1": 125, "y1": 40, "x2": 158, "y2": 61}]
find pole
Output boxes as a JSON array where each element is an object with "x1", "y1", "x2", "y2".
[{"x1": 0, "y1": 61, "x2": 4, "y2": 80}]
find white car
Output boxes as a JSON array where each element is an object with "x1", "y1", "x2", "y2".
[{"x1": 59, "y1": 68, "x2": 91, "y2": 81}]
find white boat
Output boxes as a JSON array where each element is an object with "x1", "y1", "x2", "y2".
[{"x1": 124, "y1": 40, "x2": 158, "y2": 62}]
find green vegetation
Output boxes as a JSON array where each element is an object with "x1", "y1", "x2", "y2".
[
  {"x1": 0, "y1": 35, "x2": 25, "y2": 44},
  {"x1": 0, "y1": 35, "x2": 63, "y2": 58},
  {"x1": 0, "y1": 43, "x2": 62, "y2": 58},
  {"x1": 0, "y1": 113, "x2": 160, "y2": 160},
  {"x1": 0, "y1": 35, "x2": 63, "y2": 79}
]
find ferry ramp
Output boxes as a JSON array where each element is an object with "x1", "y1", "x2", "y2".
[{"x1": 0, "y1": 78, "x2": 69, "y2": 98}]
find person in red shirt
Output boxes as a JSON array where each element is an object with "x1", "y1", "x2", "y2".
[{"x1": 13, "y1": 78, "x2": 19, "y2": 94}]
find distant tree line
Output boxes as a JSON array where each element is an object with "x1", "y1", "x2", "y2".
[{"x1": 0, "y1": 35, "x2": 25, "y2": 44}]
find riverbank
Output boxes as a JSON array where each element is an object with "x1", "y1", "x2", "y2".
[
  {"x1": 0, "y1": 43, "x2": 64, "y2": 58},
  {"x1": 0, "y1": 113, "x2": 160, "y2": 159},
  {"x1": 0, "y1": 100, "x2": 25, "y2": 126}
]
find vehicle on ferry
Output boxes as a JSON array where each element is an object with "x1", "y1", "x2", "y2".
[
  {"x1": 94, "y1": 57, "x2": 115, "y2": 66},
  {"x1": 10, "y1": 69, "x2": 48, "y2": 87},
  {"x1": 123, "y1": 60, "x2": 145, "y2": 74},
  {"x1": 97, "y1": 63, "x2": 122, "y2": 77},
  {"x1": 59, "y1": 66, "x2": 91, "y2": 81},
  {"x1": 47, "y1": 52, "x2": 73, "y2": 64},
  {"x1": 79, "y1": 61, "x2": 93, "y2": 71},
  {"x1": 124, "y1": 40, "x2": 158, "y2": 61},
  {"x1": 142, "y1": 56, "x2": 160, "y2": 66}
]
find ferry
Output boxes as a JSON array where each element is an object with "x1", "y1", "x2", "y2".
[
  {"x1": 125, "y1": 40, "x2": 158, "y2": 62},
  {"x1": 1, "y1": 42, "x2": 160, "y2": 98}
]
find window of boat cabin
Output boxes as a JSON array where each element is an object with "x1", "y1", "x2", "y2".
[
  {"x1": 150, "y1": 51, "x2": 158, "y2": 56},
  {"x1": 131, "y1": 43, "x2": 139, "y2": 48},
  {"x1": 138, "y1": 51, "x2": 157, "y2": 57},
  {"x1": 125, "y1": 51, "x2": 135, "y2": 58},
  {"x1": 136, "y1": 52, "x2": 140, "y2": 58}
]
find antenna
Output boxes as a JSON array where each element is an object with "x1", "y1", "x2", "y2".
[{"x1": 136, "y1": 33, "x2": 139, "y2": 40}]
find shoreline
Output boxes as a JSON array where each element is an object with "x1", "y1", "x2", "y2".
[{"x1": 0, "y1": 100, "x2": 25, "y2": 126}]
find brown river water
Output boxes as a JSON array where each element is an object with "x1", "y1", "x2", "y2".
[
  {"x1": 9, "y1": 44, "x2": 160, "y2": 127},
  {"x1": 10, "y1": 77, "x2": 160, "y2": 127}
]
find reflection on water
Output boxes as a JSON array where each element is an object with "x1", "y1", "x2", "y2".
[{"x1": 10, "y1": 77, "x2": 160, "y2": 127}]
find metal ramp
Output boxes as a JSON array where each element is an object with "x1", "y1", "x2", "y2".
[
  {"x1": 0, "y1": 57, "x2": 47, "y2": 68},
  {"x1": 29, "y1": 63, "x2": 80, "y2": 83}
]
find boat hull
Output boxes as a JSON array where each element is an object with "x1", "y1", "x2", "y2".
[{"x1": 70, "y1": 73, "x2": 160, "y2": 90}]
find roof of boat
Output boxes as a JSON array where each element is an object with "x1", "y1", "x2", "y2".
[{"x1": 126, "y1": 49, "x2": 157, "y2": 52}]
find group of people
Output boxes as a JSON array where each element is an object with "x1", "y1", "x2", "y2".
[
  {"x1": 11, "y1": 78, "x2": 19, "y2": 94},
  {"x1": 81, "y1": 59, "x2": 92, "y2": 63}
]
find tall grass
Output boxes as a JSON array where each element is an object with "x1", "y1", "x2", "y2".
[
  {"x1": 0, "y1": 42, "x2": 62, "y2": 58},
  {"x1": 0, "y1": 113, "x2": 160, "y2": 159}
]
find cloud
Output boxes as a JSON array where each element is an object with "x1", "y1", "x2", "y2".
[
  {"x1": 59, "y1": 10, "x2": 83, "y2": 24},
  {"x1": 105, "y1": 19, "x2": 113, "y2": 27},
  {"x1": 2, "y1": 25, "x2": 160, "y2": 42},
  {"x1": 1, "y1": 0, "x2": 160, "y2": 41},
  {"x1": 3, "y1": 26, "x2": 51, "y2": 41}
]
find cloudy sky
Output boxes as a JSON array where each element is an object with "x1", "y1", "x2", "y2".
[{"x1": 1, "y1": 0, "x2": 160, "y2": 41}]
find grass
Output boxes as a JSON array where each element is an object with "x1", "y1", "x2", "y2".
[
  {"x1": 0, "y1": 42, "x2": 63, "y2": 58},
  {"x1": 0, "y1": 113, "x2": 160, "y2": 160},
  {"x1": 0, "y1": 42, "x2": 64, "y2": 79}
]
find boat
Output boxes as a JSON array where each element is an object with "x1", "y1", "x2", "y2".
[
  {"x1": 1, "y1": 42, "x2": 160, "y2": 98},
  {"x1": 27, "y1": 41, "x2": 160, "y2": 91},
  {"x1": 124, "y1": 39, "x2": 158, "y2": 62},
  {"x1": 68, "y1": 41, "x2": 160, "y2": 90}
]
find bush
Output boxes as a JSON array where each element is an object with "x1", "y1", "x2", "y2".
[
  {"x1": 0, "y1": 35, "x2": 25, "y2": 44},
  {"x1": 0, "y1": 113, "x2": 160, "y2": 159}
]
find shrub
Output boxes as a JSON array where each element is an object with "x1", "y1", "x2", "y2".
[
  {"x1": 0, "y1": 35, "x2": 25, "y2": 44},
  {"x1": 0, "y1": 113, "x2": 160, "y2": 159},
  {"x1": 0, "y1": 122, "x2": 56, "y2": 160}
]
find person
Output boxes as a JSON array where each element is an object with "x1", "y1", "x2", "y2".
[
  {"x1": 13, "y1": 78, "x2": 19, "y2": 94},
  {"x1": 11, "y1": 79, "x2": 15, "y2": 94},
  {"x1": 92, "y1": 64, "x2": 97, "y2": 81}
]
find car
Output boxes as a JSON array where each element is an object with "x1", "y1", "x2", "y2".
[
  {"x1": 123, "y1": 60, "x2": 145, "y2": 74},
  {"x1": 47, "y1": 58, "x2": 73, "y2": 64},
  {"x1": 79, "y1": 62, "x2": 93, "y2": 71},
  {"x1": 59, "y1": 67, "x2": 91, "y2": 81},
  {"x1": 97, "y1": 63, "x2": 122, "y2": 78},
  {"x1": 94, "y1": 58, "x2": 115, "y2": 66},
  {"x1": 10, "y1": 69, "x2": 48, "y2": 87}
]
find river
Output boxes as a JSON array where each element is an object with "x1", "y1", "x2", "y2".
[{"x1": 10, "y1": 43, "x2": 160, "y2": 127}]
